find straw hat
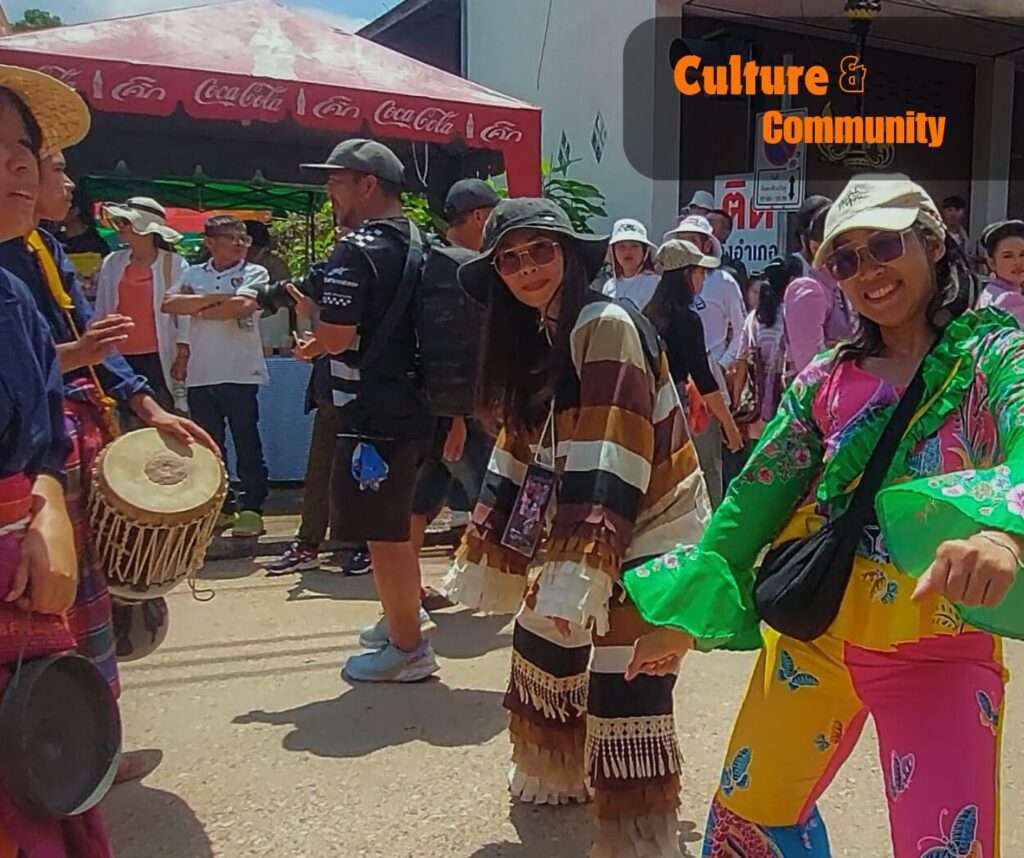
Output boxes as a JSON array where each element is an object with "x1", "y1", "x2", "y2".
[
  {"x1": 0, "y1": 65, "x2": 91, "y2": 153},
  {"x1": 100, "y1": 197, "x2": 183, "y2": 244}
]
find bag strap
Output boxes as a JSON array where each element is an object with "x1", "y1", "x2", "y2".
[
  {"x1": 357, "y1": 221, "x2": 423, "y2": 372},
  {"x1": 27, "y1": 230, "x2": 120, "y2": 438},
  {"x1": 842, "y1": 345, "x2": 935, "y2": 526}
]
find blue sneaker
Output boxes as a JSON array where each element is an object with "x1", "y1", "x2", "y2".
[
  {"x1": 342, "y1": 640, "x2": 439, "y2": 683},
  {"x1": 358, "y1": 607, "x2": 434, "y2": 650}
]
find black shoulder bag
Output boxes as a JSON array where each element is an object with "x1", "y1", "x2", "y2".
[{"x1": 753, "y1": 353, "x2": 930, "y2": 641}]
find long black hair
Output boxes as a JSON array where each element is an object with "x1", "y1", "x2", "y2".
[
  {"x1": 475, "y1": 237, "x2": 592, "y2": 435},
  {"x1": 756, "y1": 257, "x2": 801, "y2": 328},
  {"x1": 645, "y1": 267, "x2": 695, "y2": 342},
  {"x1": 837, "y1": 223, "x2": 977, "y2": 362}
]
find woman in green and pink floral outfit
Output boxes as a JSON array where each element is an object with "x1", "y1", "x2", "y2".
[{"x1": 623, "y1": 174, "x2": 1024, "y2": 858}]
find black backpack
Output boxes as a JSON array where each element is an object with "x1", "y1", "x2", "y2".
[{"x1": 358, "y1": 222, "x2": 484, "y2": 418}]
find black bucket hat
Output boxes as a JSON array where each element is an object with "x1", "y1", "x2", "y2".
[{"x1": 458, "y1": 197, "x2": 609, "y2": 304}]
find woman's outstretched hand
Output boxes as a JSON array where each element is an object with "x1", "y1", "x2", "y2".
[
  {"x1": 625, "y1": 627, "x2": 694, "y2": 681},
  {"x1": 912, "y1": 531, "x2": 1021, "y2": 608}
]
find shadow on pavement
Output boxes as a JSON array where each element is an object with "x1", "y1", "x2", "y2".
[
  {"x1": 232, "y1": 682, "x2": 506, "y2": 758},
  {"x1": 468, "y1": 805, "x2": 704, "y2": 858},
  {"x1": 431, "y1": 609, "x2": 513, "y2": 660},
  {"x1": 467, "y1": 802, "x2": 591, "y2": 857},
  {"x1": 103, "y1": 782, "x2": 213, "y2": 858},
  {"x1": 198, "y1": 558, "x2": 263, "y2": 581},
  {"x1": 283, "y1": 569, "x2": 379, "y2": 603}
]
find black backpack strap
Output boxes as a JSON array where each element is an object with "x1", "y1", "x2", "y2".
[{"x1": 357, "y1": 220, "x2": 423, "y2": 372}]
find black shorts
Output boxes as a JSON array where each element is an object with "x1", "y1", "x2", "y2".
[{"x1": 331, "y1": 436, "x2": 429, "y2": 544}]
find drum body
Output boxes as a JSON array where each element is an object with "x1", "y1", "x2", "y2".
[
  {"x1": 0, "y1": 654, "x2": 121, "y2": 817},
  {"x1": 88, "y1": 429, "x2": 227, "y2": 600},
  {"x1": 112, "y1": 597, "x2": 169, "y2": 661}
]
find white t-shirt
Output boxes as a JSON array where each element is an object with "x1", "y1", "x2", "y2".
[
  {"x1": 601, "y1": 271, "x2": 661, "y2": 311},
  {"x1": 693, "y1": 269, "x2": 746, "y2": 367},
  {"x1": 174, "y1": 259, "x2": 269, "y2": 388}
]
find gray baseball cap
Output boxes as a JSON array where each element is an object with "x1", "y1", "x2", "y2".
[
  {"x1": 444, "y1": 179, "x2": 500, "y2": 219},
  {"x1": 301, "y1": 138, "x2": 405, "y2": 185}
]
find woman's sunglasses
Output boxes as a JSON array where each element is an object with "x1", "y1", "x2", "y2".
[
  {"x1": 493, "y1": 238, "x2": 560, "y2": 277},
  {"x1": 825, "y1": 229, "x2": 912, "y2": 281}
]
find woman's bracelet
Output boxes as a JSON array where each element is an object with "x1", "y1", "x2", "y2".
[{"x1": 975, "y1": 531, "x2": 1024, "y2": 568}]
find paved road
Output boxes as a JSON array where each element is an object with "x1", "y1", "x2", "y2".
[{"x1": 102, "y1": 552, "x2": 1023, "y2": 857}]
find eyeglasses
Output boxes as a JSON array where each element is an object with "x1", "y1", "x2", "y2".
[
  {"x1": 493, "y1": 239, "x2": 561, "y2": 277},
  {"x1": 208, "y1": 232, "x2": 253, "y2": 247},
  {"x1": 825, "y1": 229, "x2": 911, "y2": 281}
]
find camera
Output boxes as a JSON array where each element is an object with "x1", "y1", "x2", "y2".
[{"x1": 252, "y1": 262, "x2": 326, "y2": 317}]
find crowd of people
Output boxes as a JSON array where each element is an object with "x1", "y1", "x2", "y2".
[{"x1": 4, "y1": 61, "x2": 1024, "y2": 858}]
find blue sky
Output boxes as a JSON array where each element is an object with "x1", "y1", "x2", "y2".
[{"x1": 5, "y1": 0, "x2": 402, "y2": 31}]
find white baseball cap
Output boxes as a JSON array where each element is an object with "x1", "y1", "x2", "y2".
[
  {"x1": 609, "y1": 218, "x2": 656, "y2": 249},
  {"x1": 663, "y1": 214, "x2": 723, "y2": 259},
  {"x1": 813, "y1": 174, "x2": 945, "y2": 269},
  {"x1": 656, "y1": 238, "x2": 720, "y2": 273}
]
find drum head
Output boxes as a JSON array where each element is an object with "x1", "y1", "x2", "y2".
[
  {"x1": 0, "y1": 655, "x2": 121, "y2": 817},
  {"x1": 97, "y1": 428, "x2": 224, "y2": 520}
]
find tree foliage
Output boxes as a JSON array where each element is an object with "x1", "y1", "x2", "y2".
[{"x1": 13, "y1": 8, "x2": 62, "y2": 31}]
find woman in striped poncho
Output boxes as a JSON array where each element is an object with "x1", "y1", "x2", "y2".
[{"x1": 445, "y1": 198, "x2": 712, "y2": 858}]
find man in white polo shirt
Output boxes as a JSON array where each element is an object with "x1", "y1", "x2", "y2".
[
  {"x1": 162, "y1": 215, "x2": 269, "y2": 537},
  {"x1": 663, "y1": 213, "x2": 745, "y2": 508}
]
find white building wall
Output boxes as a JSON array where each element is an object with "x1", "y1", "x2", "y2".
[{"x1": 465, "y1": 0, "x2": 667, "y2": 237}]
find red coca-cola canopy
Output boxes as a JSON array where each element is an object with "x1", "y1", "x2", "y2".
[{"x1": 0, "y1": 0, "x2": 542, "y2": 195}]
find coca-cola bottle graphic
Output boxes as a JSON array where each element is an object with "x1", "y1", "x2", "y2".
[
  {"x1": 466, "y1": 113, "x2": 475, "y2": 140},
  {"x1": 92, "y1": 70, "x2": 103, "y2": 100},
  {"x1": 296, "y1": 87, "x2": 307, "y2": 116}
]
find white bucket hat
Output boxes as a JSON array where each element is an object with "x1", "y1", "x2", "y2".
[
  {"x1": 609, "y1": 218, "x2": 656, "y2": 249},
  {"x1": 686, "y1": 190, "x2": 716, "y2": 212},
  {"x1": 101, "y1": 197, "x2": 183, "y2": 244},
  {"x1": 656, "y1": 238, "x2": 720, "y2": 274},
  {"x1": 812, "y1": 173, "x2": 945, "y2": 269},
  {"x1": 663, "y1": 214, "x2": 722, "y2": 260}
]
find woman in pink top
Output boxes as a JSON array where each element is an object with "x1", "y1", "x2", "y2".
[
  {"x1": 978, "y1": 219, "x2": 1024, "y2": 326},
  {"x1": 784, "y1": 199, "x2": 856, "y2": 374},
  {"x1": 93, "y1": 198, "x2": 188, "y2": 411}
]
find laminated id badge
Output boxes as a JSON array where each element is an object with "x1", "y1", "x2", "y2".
[{"x1": 500, "y1": 403, "x2": 559, "y2": 559}]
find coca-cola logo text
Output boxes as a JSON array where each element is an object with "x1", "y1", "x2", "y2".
[
  {"x1": 312, "y1": 95, "x2": 361, "y2": 120},
  {"x1": 112, "y1": 76, "x2": 167, "y2": 103},
  {"x1": 38, "y1": 65, "x2": 80, "y2": 86},
  {"x1": 194, "y1": 78, "x2": 287, "y2": 112},
  {"x1": 373, "y1": 99, "x2": 457, "y2": 136},
  {"x1": 479, "y1": 120, "x2": 524, "y2": 144}
]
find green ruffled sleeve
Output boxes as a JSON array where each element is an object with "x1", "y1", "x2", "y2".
[
  {"x1": 623, "y1": 361, "x2": 828, "y2": 651},
  {"x1": 877, "y1": 323, "x2": 1024, "y2": 640}
]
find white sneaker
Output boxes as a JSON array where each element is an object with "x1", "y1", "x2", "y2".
[{"x1": 358, "y1": 608, "x2": 434, "y2": 650}]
